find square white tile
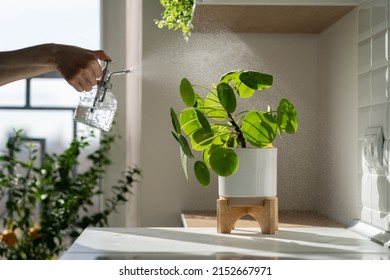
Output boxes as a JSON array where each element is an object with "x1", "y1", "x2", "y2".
[
  {"x1": 359, "y1": 2, "x2": 372, "y2": 40},
  {"x1": 358, "y1": 38, "x2": 372, "y2": 74},
  {"x1": 372, "y1": 29, "x2": 388, "y2": 68},
  {"x1": 371, "y1": 66, "x2": 388, "y2": 104},
  {"x1": 372, "y1": 0, "x2": 388, "y2": 33}
]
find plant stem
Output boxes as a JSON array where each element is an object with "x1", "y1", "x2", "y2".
[{"x1": 227, "y1": 112, "x2": 246, "y2": 148}]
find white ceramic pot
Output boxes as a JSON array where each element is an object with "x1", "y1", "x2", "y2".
[{"x1": 218, "y1": 148, "x2": 277, "y2": 197}]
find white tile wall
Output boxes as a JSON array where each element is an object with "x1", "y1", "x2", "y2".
[{"x1": 358, "y1": 0, "x2": 390, "y2": 231}]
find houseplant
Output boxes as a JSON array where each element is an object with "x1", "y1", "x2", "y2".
[
  {"x1": 170, "y1": 69, "x2": 298, "y2": 189},
  {"x1": 155, "y1": 0, "x2": 195, "y2": 40},
  {"x1": 0, "y1": 129, "x2": 141, "y2": 259}
]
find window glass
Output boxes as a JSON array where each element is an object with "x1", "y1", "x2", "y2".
[
  {"x1": 0, "y1": 0, "x2": 100, "y2": 152},
  {"x1": 0, "y1": 0, "x2": 102, "y2": 235},
  {"x1": 0, "y1": 0, "x2": 100, "y2": 50},
  {"x1": 30, "y1": 78, "x2": 79, "y2": 107},
  {"x1": 0, "y1": 80, "x2": 26, "y2": 107},
  {"x1": 0, "y1": 110, "x2": 74, "y2": 155}
]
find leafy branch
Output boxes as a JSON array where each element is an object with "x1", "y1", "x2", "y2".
[{"x1": 0, "y1": 129, "x2": 141, "y2": 259}]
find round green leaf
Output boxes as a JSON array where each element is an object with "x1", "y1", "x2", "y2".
[
  {"x1": 194, "y1": 161, "x2": 210, "y2": 187},
  {"x1": 239, "y1": 71, "x2": 273, "y2": 91},
  {"x1": 217, "y1": 82, "x2": 236, "y2": 113},
  {"x1": 180, "y1": 78, "x2": 196, "y2": 106},
  {"x1": 209, "y1": 147, "x2": 239, "y2": 176},
  {"x1": 170, "y1": 107, "x2": 181, "y2": 134},
  {"x1": 203, "y1": 144, "x2": 220, "y2": 168},
  {"x1": 277, "y1": 98, "x2": 298, "y2": 134},
  {"x1": 241, "y1": 111, "x2": 278, "y2": 148}
]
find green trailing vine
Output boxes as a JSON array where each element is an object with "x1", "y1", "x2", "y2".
[
  {"x1": 0, "y1": 129, "x2": 141, "y2": 259},
  {"x1": 155, "y1": 0, "x2": 195, "y2": 40}
]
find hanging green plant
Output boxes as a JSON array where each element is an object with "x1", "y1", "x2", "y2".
[{"x1": 155, "y1": 0, "x2": 195, "y2": 40}]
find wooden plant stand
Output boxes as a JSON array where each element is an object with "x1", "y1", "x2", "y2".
[{"x1": 217, "y1": 196, "x2": 278, "y2": 234}]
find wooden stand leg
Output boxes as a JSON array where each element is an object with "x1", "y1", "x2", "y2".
[{"x1": 217, "y1": 197, "x2": 278, "y2": 234}]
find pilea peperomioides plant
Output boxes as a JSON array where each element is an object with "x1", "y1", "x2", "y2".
[{"x1": 170, "y1": 70, "x2": 298, "y2": 187}]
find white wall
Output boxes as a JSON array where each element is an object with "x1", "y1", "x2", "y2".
[
  {"x1": 317, "y1": 9, "x2": 359, "y2": 225},
  {"x1": 140, "y1": 1, "x2": 321, "y2": 226},
  {"x1": 101, "y1": 0, "x2": 143, "y2": 227},
  {"x1": 102, "y1": 0, "x2": 129, "y2": 227}
]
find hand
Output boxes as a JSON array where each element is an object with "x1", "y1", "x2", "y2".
[{"x1": 53, "y1": 44, "x2": 112, "y2": 92}]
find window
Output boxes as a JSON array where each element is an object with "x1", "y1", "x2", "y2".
[
  {"x1": 0, "y1": 0, "x2": 102, "y2": 221},
  {"x1": 0, "y1": 0, "x2": 101, "y2": 153}
]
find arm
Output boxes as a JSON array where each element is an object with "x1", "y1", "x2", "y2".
[{"x1": 0, "y1": 43, "x2": 111, "y2": 92}]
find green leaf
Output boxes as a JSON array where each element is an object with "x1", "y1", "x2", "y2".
[
  {"x1": 239, "y1": 71, "x2": 273, "y2": 90},
  {"x1": 191, "y1": 128, "x2": 214, "y2": 150},
  {"x1": 219, "y1": 70, "x2": 242, "y2": 84},
  {"x1": 178, "y1": 135, "x2": 194, "y2": 158},
  {"x1": 180, "y1": 78, "x2": 196, "y2": 106},
  {"x1": 180, "y1": 148, "x2": 189, "y2": 180},
  {"x1": 195, "y1": 109, "x2": 212, "y2": 132},
  {"x1": 203, "y1": 144, "x2": 220, "y2": 168},
  {"x1": 180, "y1": 108, "x2": 202, "y2": 136},
  {"x1": 217, "y1": 82, "x2": 236, "y2": 113},
  {"x1": 194, "y1": 161, "x2": 210, "y2": 187},
  {"x1": 209, "y1": 147, "x2": 239, "y2": 176},
  {"x1": 170, "y1": 107, "x2": 181, "y2": 134},
  {"x1": 155, "y1": 0, "x2": 194, "y2": 40},
  {"x1": 277, "y1": 98, "x2": 298, "y2": 134},
  {"x1": 211, "y1": 125, "x2": 229, "y2": 145},
  {"x1": 226, "y1": 136, "x2": 235, "y2": 147},
  {"x1": 235, "y1": 80, "x2": 255, "y2": 98},
  {"x1": 204, "y1": 90, "x2": 227, "y2": 121},
  {"x1": 194, "y1": 94, "x2": 205, "y2": 111},
  {"x1": 171, "y1": 131, "x2": 179, "y2": 142},
  {"x1": 241, "y1": 111, "x2": 278, "y2": 148}
]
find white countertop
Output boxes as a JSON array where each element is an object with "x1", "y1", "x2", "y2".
[{"x1": 60, "y1": 227, "x2": 390, "y2": 260}]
